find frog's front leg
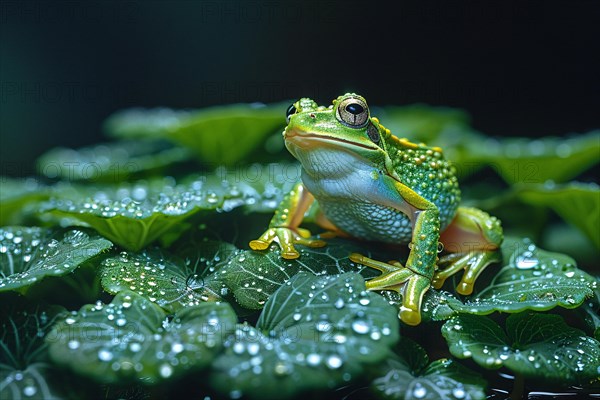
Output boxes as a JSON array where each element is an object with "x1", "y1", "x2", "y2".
[
  {"x1": 249, "y1": 183, "x2": 326, "y2": 259},
  {"x1": 433, "y1": 207, "x2": 503, "y2": 295},
  {"x1": 351, "y1": 180, "x2": 440, "y2": 326}
]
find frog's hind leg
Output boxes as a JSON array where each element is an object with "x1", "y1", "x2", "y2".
[{"x1": 433, "y1": 207, "x2": 503, "y2": 295}]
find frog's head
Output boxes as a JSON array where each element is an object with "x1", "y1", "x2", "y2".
[{"x1": 284, "y1": 93, "x2": 393, "y2": 179}]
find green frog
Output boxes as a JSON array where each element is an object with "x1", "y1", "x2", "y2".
[{"x1": 250, "y1": 94, "x2": 503, "y2": 325}]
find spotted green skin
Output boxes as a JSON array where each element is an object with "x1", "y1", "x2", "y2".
[{"x1": 250, "y1": 94, "x2": 503, "y2": 325}]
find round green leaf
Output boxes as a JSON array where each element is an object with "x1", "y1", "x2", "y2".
[
  {"x1": 442, "y1": 312, "x2": 600, "y2": 383},
  {"x1": 418, "y1": 238, "x2": 597, "y2": 320},
  {"x1": 1, "y1": 303, "x2": 66, "y2": 400},
  {"x1": 41, "y1": 164, "x2": 298, "y2": 251},
  {"x1": 0, "y1": 227, "x2": 112, "y2": 292},
  {"x1": 47, "y1": 291, "x2": 237, "y2": 384},
  {"x1": 210, "y1": 272, "x2": 400, "y2": 399},
  {"x1": 0, "y1": 364, "x2": 63, "y2": 400},
  {"x1": 100, "y1": 242, "x2": 235, "y2": 312},
  {"x1": 214, "y1": 238, "x2": 387, "y2": 309}
]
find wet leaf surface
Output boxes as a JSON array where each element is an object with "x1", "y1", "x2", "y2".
[
  {"x1": 442, "y1": 312, "x2": 600, "y2": 383},
  {"x1": 0, "y1": 227, "x2": 112, "y2": 292},
  {"x1": 210, "y1": 272, "x2": 400, "y2": 399},
  {"x1": 47, "y1": 291, "x2": 237, "y2": 384}
]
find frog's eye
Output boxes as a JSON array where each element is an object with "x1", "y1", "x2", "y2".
[
  {"x1": 336, "y1": 97, "x2": 369, "y2": 128},
  {"x1": 286, "y1": 104, "x2": 297, "y2": 123}
]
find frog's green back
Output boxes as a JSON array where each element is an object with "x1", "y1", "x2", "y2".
[{"x1": 383, "y1": 128, "x2": 461, "y2": 228}]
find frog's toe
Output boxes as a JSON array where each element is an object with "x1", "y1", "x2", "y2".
[
  {"x1": 399, "y1": 307, "x2": 421, "y2": 326},
  {"x1": 350, "y1": 253, "x2": 405, "y2": 274},
  {"x1": 399, "y1": 274, "x2": 430, "y2": 326}
]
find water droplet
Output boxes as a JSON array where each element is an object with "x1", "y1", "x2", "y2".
[
  {"x1": 334, "y1": 298, "x2": 345, "y2": 309},
  {"x1": 247, "y1": 343, "x2": 260, "y2": 356},
  {"x1": 68, "y1": 340, "x2": 80, "y2": 350},
  {"x1": 98, "y1": 349, "x2": 113, "y2": 362},
  {"x1": 233, "y1": 342, "x2": 245, "y2": 354},
  {"x1": 292, "y1": 313, "x2": 302, "y2": 321},
  {"x1": 452, "y1": 386, "x2": 466, "y2": 399},
  {"x1": 351, "y1": 320, "x2": 370, "y2": 334},
  {"x1": 316, "y1": 320, "x2": 331, "y2": 332},
  {"x1": 23, "y1": 385, "x2": 37, "y2": 397},
  {"x1": 172, "y1": 343, "x2": 184, "y2": 353},
  {"x1": 413, "y1": 383, "x2": 427, "y2": 398},
  {"x1": 326, "y1": 354, "x2": 343, "y2": 369},
  {"x1": 515, "y1": 253, "x2": 539, "y2": 269},
  {"x1": 306, "y1": 353, "x2": 321, "y2": 366},
  {"x1": 159, "y1": 363, "x2": 173, "y2": 378},
  {"x1": 359, "y1": 297, "x2": 370, "y2": 306},
  {"x1": 274, "y1": 361, "x2": 291, "y2": 375}
]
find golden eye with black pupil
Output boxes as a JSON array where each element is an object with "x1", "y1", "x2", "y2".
[
  {"x1": 286, "y1": 104, "x2": 297, "y2": 123},
  {"x1": 336, "y1": 97, "x2": 369, "y2": 128},
  {"x1": 367, "y1": 122, "x2": 380, "y2": 144}
]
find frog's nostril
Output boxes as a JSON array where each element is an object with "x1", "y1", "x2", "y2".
[{"x1": 309, "y1": 113, "x2": 316, "y2": 118}]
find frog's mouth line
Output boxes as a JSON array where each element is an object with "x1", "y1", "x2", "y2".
[{"x1": 285, "y1": 128, "x2": 379, "y2": 151}]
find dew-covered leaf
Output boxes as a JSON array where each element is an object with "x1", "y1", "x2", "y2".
[
  {"x1": 40, "y1": 164, "x2": 298, "y2": 251},
  {"x1": 0, "y1": 364, "x2": 63, "y2": 400},
  {"x1": 210, "y1": 272, "x2": 400, "y2": 400},
  {"x1": 0, "y1": 303, "x2": 66, "y2": 400},
  {"x1": 417, "y1": 238, "x2": 597, "y2": 320},
  {"x1": 465, "y1": 130, "x2": 600, "y2": 184},
  {"x1": 47, "y1": 291, "x2": 237, "y2": 384},
  {"x1": 0, "y1": 178, "x2": 48, "y2": 225},
  {"x1": 373, "y1": 355, "x2": 486, "y2": 399},
  {"x1": 36, "y1": 139, "x2": 193, "y2": 182},
  {"x1": 100, "y1": 241, "x2": 236, "y2": 312},
  {"x1": 371, "y1": 337, "x2": 486, "y2": 399},
  {"x1": 442, "y1": 312, "x2": 600, "y2": 383},
  {"x1": 103, "y1": 102, "x2": 288, "y2": 165},
  {"x1": 213, "y1": 238, "x2": 389, "y2": 310},
  {"x1": 517, "y1": 182, "x2": 600, "y2": 248},
  {"x1": 0, "y1": 227, "x2": 112, "y2": 292}
]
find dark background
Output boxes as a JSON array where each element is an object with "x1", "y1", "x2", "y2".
[{"x1": 1, "y1": 0, "x2": 599, "y2": 176}]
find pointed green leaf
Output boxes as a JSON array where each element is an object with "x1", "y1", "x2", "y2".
[
  {"x1": 36, "y1": 139, "x2": 193, "y2": 182},
  {"x1": 47, "y1": 291, "x2": 237, "y2": 384},
  {"x1": 442, "y1": 312, "x2": 600, "y2": 382},
  {"x1": 517, "y1": 182, "x2": 600, "y2": 248},
  {"x1": 103, "y1": 102, "x2": 289, "y2": 165},
  {"x1": 0, "y1": 227, "x2": 112, "y2": 292},
  {"x1": 0, "y1": 178, "x2": 48, "y2": 225},
  {"x1": 210, "y1": 272, "x2": 400, "y2": 399},
  {"x1": 466, "y1": 131, "x2": 600, "y2": 184}
]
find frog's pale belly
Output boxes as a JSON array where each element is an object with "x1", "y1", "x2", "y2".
[{"x1": 319, "y1": 200, "x2": 413, "y2": 244}]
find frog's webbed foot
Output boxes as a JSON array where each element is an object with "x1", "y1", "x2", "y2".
[
  {"x1": 249, "y1": 227, "x2": 326, "y2": 259},
  {"x1": 432, "y1": 250, "x2": 501, "y2": 295},
  {"x1": 350, "y1": 253, "x2": 430, "y2": 326},
  {"x1": 434, "y1": 207, "x2": 503, "y2": 295}
]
